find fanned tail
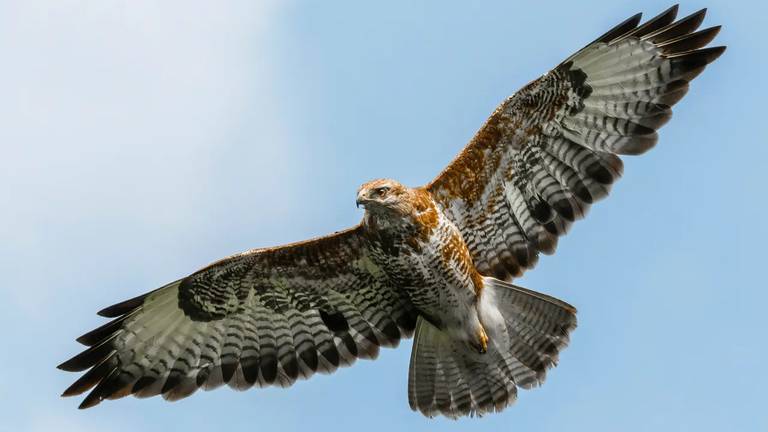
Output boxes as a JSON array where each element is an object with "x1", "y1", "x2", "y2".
[{"x1": 407, "y1": 278, "x2": 576, "y2": 418}]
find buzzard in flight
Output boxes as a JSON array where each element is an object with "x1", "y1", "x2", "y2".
[{"x1": 60, "y1": 5, "x2": 724, "y2": 418}]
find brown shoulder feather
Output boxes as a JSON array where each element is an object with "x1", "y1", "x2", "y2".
[{"x1": 428, "y1": 6, "x2": 724, "y2": 280}]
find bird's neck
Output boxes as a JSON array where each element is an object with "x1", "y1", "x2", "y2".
[{"x1": 363, "y1": 190, "x2": 440, "y2": 248}]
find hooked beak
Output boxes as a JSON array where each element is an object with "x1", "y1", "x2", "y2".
[{"x1": 356, "y1": 191, "x2": 369, "y2": 208}]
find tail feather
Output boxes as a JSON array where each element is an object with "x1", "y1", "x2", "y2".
[
  {"x1": 408, "y1": 318, "x2": 516, "y2": 418},
  {"x1": 407, "y1": 278, "x2": 576, "y2": 418}
]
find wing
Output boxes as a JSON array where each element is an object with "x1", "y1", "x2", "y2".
[
  {"x1": 427, "y1": 6, "x2": 725, "y2": 280},
  {"x1": 58, "y1": 226, "x2": 418, "y2": 409}
]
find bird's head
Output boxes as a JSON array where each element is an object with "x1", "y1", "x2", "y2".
[
  {"x1": 356, "y1": 179, "x2": 412, "y2": 216},
  {"x1": 357, "y1": 179, "x2": 438, "y2": 234}
]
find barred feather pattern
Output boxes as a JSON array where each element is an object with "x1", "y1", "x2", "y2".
[
  {"x1": 408, "y1": 279, "x2": 577, "y2": 418},
  {"x1": 428, "y1": 5, "x2": 725, "y2": 281},
  {"x1": 59, "y1": 5, "x2": 725, "y2": 418},
  {"x1": 58, "y1": 227, "x2": 418, "y2": 409}
]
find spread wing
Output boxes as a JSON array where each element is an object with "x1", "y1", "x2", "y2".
[
  {"x1": 58, "y1": 226, "x2": 417, "y2": 409},
  {"x1": 427, "y1": 6, "x2": 725, "y2": 280}
]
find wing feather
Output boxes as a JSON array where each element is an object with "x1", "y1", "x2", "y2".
[
  {"x1": 428, "y1": 6, "x2": 724, "y2": 280},
  {"x1": 59, "y1": 226, "x2": 417, "y2": 408}
]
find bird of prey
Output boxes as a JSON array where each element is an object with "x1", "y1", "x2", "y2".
[{"x1": 59, "y1": 5, "x2": 724, "y2": 418}]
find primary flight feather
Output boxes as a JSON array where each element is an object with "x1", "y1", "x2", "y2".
[{"x1": 59, "y1": 5, "x2": 724, "y2": 418}]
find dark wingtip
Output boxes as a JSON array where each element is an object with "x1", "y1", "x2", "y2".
[
  {"x1": 659, "y1": 25, "x2": 722, "y2": 55},
  {"x1": 57, "y1": 358, "x2": 82, "y2": 372},
  {"x1": 611, "y1": 12, "x2": 643, "y2": 39},
  {"x1": 76, "y1": 368, "x2": 123, "y2": 409},
  {"x1": 655, "y1": 5, "x2": 681, "y2": 27},
  {"x1": 704, "y1": 45, "x2": 727, "y2": 62},
  {"x1": 593, "y1": 11, "x2": 643, "y2": 44},
  {"x1": 75, "y1": 314, "x2": 130, "y2": 346},
  {"x1": 58, "y1": 338, "x2": 115, "y2": 372},
  {"x1": 75, "y1": 335, "x2": 92, "y2": 346},
  {"x1": 632, "y1": 4, "x2": 680, "y2": 38},
  {"x1": 645, "y1": 7, "x2": 709, "y2": 43},
  {"x1": 78, "y1": 395, "x2": 102, "y2": 409},
  {"x1": 629, "y1": 12, "x2": 644, "y2": 23},
  {"x1": 61, "y1": 386, "x2": 81, "y2": 398},
  {"x1": 97, "y1": 293, "x2": 148, "y2": 317},
  {"x1": 656, "y1": 4, "x2": 680, "y2": 22},
  {"x1": 688, "y1": 8, "x2": 708, "y2": 23},
  {"x1": 667, "y1": 45, "x2": 727, "y2": 64},
  {"x1": 686, "y1": 7, "x2": 708, "y2": 28}
]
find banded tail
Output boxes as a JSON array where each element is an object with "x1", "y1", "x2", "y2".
[{"x1": 407, "y1": 277, "x2": 577, "y2": 418}]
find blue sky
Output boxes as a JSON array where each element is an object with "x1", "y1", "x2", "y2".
[{"x1": 1, "y1": 1, "x2": 765, "y2": 430}]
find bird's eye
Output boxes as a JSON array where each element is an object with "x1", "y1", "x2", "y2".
[{"x1": 376, "y1": 187, "x2": 390, "y2": 196}]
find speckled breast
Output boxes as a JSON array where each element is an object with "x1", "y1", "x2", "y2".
[{"x1": 363, "y1": 212, "x2": 481, "y2": 328}]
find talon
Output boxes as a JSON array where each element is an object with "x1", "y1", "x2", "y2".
[{"x1": 476, "y1": 327, "x2": 488, "y2": 354}]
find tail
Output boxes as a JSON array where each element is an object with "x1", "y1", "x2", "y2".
[{"x1": 407, "y1": 277, "x2": 576, "y2": 418}]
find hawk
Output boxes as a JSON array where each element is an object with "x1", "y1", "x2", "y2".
[{"x1": 60, "y1": 5, "x2": 724, "y2": 418}]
